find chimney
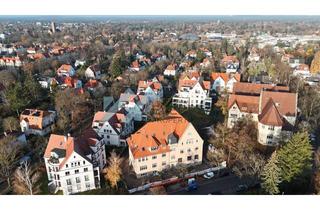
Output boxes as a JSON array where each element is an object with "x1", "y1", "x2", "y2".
[{"x1": 64, "y1": 135, "x2": 67, "y2": 142}]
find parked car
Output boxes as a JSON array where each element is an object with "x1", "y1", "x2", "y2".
[
  {"x1": 203, "y1": 172, "x2": 214, "y2": 179},
  {"x1": 186, "y1": 178, "x2": 198, "y2": 191}
]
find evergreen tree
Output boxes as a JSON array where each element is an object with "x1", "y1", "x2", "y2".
[
  {"x1": 278, "y1": 132, "x2": 313, "y2": 184},
  {"x1": 261, "y1": 151, "x2": 281, "y2": 195},
  {"x1": 110, "y1": 54, "x2": 123, "y2": 78}
]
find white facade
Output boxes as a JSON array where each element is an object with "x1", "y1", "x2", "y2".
[
  {"x1": 172, "y1": 81, "x2": 212, "y2": 114},
  {"x1": 44, "y1": 134, "x2": 106, "y2": 195},
  {"x1": 92, "y1": 111, "x2": 134, "y2": 146}
]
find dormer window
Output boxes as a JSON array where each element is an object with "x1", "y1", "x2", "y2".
[{"x1": 151, "y1": 146, "x2": 158, "y2": 151}]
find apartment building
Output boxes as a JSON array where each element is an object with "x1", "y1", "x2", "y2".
[
  {"x1": 127, "y1": 109, "x2": 203, "y2": 177},
  {"x1": 137, "y1": 78, "x2": 163, "y2": 102},
  {"x1": 92, "y1": 109, "x2": 134, "y2": 146},
  {"x1": 43, "y1": 130, "x2": 106, "y2": 195},
  {"x1": 227, "y1": 83, "x2": 297, "y2": 146},
  {"x1": 172, "y1": 72, "x2": 212, "y2": 114},
  {"x1": 20, "y1": 109, "x2": 56, "y2": 136}
]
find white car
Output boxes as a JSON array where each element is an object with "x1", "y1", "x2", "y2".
[{"x1": 203, "y1": 172, "x2": 215, "y2": 179}]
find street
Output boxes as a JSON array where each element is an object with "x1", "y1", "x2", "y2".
[{"x1": 168, "y1": 174, "x2": 253, "y2": 195}]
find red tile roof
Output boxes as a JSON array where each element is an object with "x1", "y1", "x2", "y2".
[
  {"x1": 228, "y1": 94, "x2": 260, "y2": 113},
  {"x1": 127, "y1": 109, "x2": 189, "y2": 159},
  {"x1": 258, "y1": 99, "x2": 283, "y2": 126}
]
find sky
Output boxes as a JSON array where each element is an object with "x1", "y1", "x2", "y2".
[{"x1": 0, "y1": 0, "x2": 320, "y2": 15}]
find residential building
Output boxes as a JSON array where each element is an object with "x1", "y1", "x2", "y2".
[
  {"x1": 137, "y1": 78, "x2": 163, "y2": 102},
  {"x1": 85, "y1": 64, "x2": 101, "y2": 80},
  {"x1": 227, "y1": 87, "x2": 297, "y2": 146},
  {"x1": 172, "y1": 73, "x2": 212, "y2": 114},
  {"x1": 92, "y1": 109, "x2": 134, "y2": 146},
  {"x1": 43, "y1": 130, "x2": 106, "y2": 195},
  {"x1": 221, "y1": 55, "x2": 239, "y2": 68},
  {"x1": 232, "y1": 82, "x2": 290, "y2": 96},
  {"x1": 293, "y1": 64, "x2": 311, "y2": 78},
  {"x1": 127, "y1": 109, "x2": 203, "y2": 177},
  {"x1": 164, "y1": 64, "x2": 178, "y2": 77},
  {"x1": 57, "y1": 64, "x2": 75, "y2": 77},
  {"x1": 20, "y1": 109, "x2": 56, "y2": 136},
  {"x1": 0, "y1": 56, "x2": 22, "y2": 67},
  {"x1": 211, "y1": 72, "x2": 241, "y2": 93}
]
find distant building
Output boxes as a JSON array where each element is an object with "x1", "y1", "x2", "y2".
[
  {"x1": 211, "y1": 73, "x2": 241, "y2": 93},
  {"x1": 51, "y1": 22, "x2": 56, "y2": 33},
  {"x1": 57, "y1": 64, "x2": 75, "y2": 77},
  {"x1": 85, "y1": 64, "x2": 101, "y2": 80},
  {"x1": 20, "y1": 109, "x2": 56, "y2": 136},
  {"x1": 127, "y1": 109, "x2": 203, "y2": 178}
]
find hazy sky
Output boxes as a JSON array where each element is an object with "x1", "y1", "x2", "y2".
[{"x1": 0, "y1": 0, "x2": 320, "y2": 15}]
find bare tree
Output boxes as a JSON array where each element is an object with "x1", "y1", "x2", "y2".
[
  {"x1": 103, "y1": 151, "x2": 124, "y2": 189},
  {"x1": 207, "y1": 148, "x2": 226, "y2": 167},
  {"x1": 0, "y1": 136, "x2": 20, "y2": 188},
  {"x1": 13, "y1": 162, "x2": 41, "y2": 195},
  {"x1": 3, "y1": 116, "x2": 20, "y2": 132}
]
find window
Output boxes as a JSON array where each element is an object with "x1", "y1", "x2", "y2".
[
  {"x1": 194, "y1": 155, "x2": 199, "y2": 160},
  {"x1": 58, "y1": 182, "x2": 61, "y2": 187},
  {"x1": 187, "y1": 156, "x2": 192, "y2": 161},
  {"x1": 65, "y1": 171, "x2": 70, "y2": 176},
  {"x1": 187, "y1": 149, "x2": 191, "y2": 152},
  {"x1": 195, "y1": 147, "x2": 199, "y2": 151},
  {"x1": 162, "y1": 162, "x2": 166, "y2": 166},
  {"x1": 86, "y1": 183, "x2": 90, "y2": 189},
  {"x1": 76, "y1": 177, "x2": 81, "y2": 183},
  {"x1": 152, "y1": 163, "x2": 157, "y2": 168},
  {"x1": 75, "y1": 169, "x2": 79, "y2": 174},
  {"x1": 152, "y1": 156, "x2": 157, "y2": 160},
  {"x1": 269, "y1": 126, "x2": 275, "y2": 131},
  {"x1": 66, "y1": 164, "x2": 68, "y2": 168},
  {"x1": 67, "y1": 186, "x2": 72, "y2": 193},
  {"x1": 140, "y1": 165, "x2": 147, "y2": 171},
  {"x1": 180, "y1": 150, "x2": 184, "y2": 154},
  {"x1": 83, "y1": 161, "x2": 85, "y2": 165},
  {"x1": 107, "y1": 135, "x2": 110, "y2": 139},
  {"x1": 267, "y1": 135, "x2": 273, "y2": 140},
  {"x1": 85, "y1": 175, "x2": 89, "y2": 182},
  {"x1": 84, "y1": 168, "x2": 88, "y2": 172},
  {"x1": 77, "y1": 184, "x2": 81, "y2": 191},
  {"x1": 57, "y1": 174, "x2": 60, "y2": 180},
  {"x1": 66, "y1": 179, "x2": 71, "y2": 185},
  {"x1": 162, "y1": 153, "x2": 166, "y2": 157},
  {"x1": 178, "y1": 158, "x2": 182, "y2": 163}
]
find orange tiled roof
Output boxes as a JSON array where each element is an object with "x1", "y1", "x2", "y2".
[
  {"x1": 20, "y1": 109, "x2": 53, "y2": 130},
  {"x1": 228, "y1": 94, "x2": 260, "y2": 113},
  {"x1": 127, "y1": 109, "x2": 189, "y2": 159},
  {"x1": 260, "y1": 90, "x2": 297, "y2": 117},
  {"x1": 258, "y1": 99, "x2": 283, "y2": 126},
  {"x1": 233, "y1": 83, "x2": 289, "y2": 95}
]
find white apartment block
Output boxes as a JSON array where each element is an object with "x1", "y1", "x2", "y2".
[
  {"x1": 43, "y1": 130, "x2": 106, "y2": 195},
  {"x1": 172, "y1": 77, "x2": 212, "y2": 114}
]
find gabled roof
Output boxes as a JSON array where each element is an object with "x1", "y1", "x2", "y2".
[
  {"x1": 233, "y1": 82, "x2": 290, "y2": 95},
  {"x1": 228, "y1": 94, "x2": 260, "y2": 113},
  {"x1": 127, "y1": 109, "x2": 190, "y2": 159},
  {"x1": 260, "y1": 90, "x2": 297, "y2": 117},
  {"x1": 57, "y1": 64, "x2": 73, "y2": 72},
  {"x1": 258, "y1": 99, "x2": 283, "y2": 126}
]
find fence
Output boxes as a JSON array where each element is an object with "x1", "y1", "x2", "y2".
[{"x1": 128, "y1": 162, "x2": 227, "y2": 194}]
